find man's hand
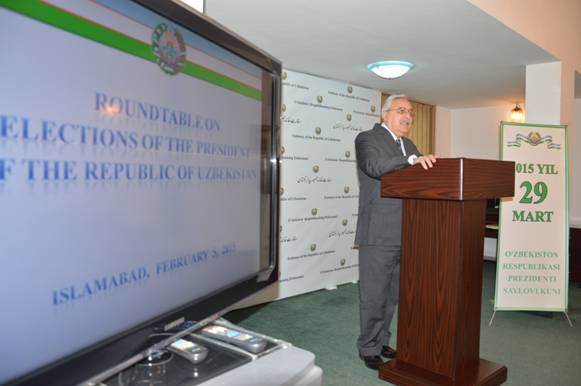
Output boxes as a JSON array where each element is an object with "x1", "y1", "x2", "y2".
[{"x1": 414, "y1": 155, "x2": 437, "y2": 170}]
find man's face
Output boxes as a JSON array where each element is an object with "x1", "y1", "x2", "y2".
[{"x1": 383, "y1": 98, "x2": 413, "y2": 138}]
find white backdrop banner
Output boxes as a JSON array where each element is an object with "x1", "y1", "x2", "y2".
[
  {"x1": 495, "y1": 122, "x2": 569, "y2": 311},
  {"x1": 278, "y1": 70, "x2": 381, "y2": 298},
  {"x1": 240, "y1": 70, "x2": 380, "y2": 306}
]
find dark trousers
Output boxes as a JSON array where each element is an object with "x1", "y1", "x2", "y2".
[{"x1": 357, "y1": 244, "x2": 400, "y2": 356}]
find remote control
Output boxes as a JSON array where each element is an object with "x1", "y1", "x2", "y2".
[
  {"x1": 200, "y1": 325, "x2": 267, "y2": 353},
  {"x1": 167, "y1": 338, "x2": 208, "y2": 364}
]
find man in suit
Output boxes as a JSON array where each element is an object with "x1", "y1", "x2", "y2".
[{"x1": 355, "y1": 94, "x2": 436, "y2": 370}]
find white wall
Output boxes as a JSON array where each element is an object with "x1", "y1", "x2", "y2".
[
  {"x1": 434, "y1": 106, "x2": 452, "y2": 157},
  {"x1": 448, "y1": 104, "x2": 513, "y2": 160},
  {"x1": 571, "y1": 98, "x2": 581, "y2": 227},
  {"x1": 435, "y1": 99, "x2": 581, "y2": 226},
  {"x1": 463, "y1": 0, "x2": 581, "y2": 226},
  {"x1": 469, "y1": 0, "x2": 581, "y2": 74},
  {"x1": 526, "y1": 63, "x2": 564, "y2": 125}
]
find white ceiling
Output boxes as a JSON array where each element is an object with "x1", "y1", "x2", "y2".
[{"x1": 204, "y1": 0, "x2": 562, "y2": 109}]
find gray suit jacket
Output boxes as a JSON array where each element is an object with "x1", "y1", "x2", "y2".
[{"x1": 354, "y1": 123, "x2": 421, "y2": 246}]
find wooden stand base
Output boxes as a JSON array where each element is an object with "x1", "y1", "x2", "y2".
[
  {"x1": 379, "y1": 358, "x2": 507, "y2": 386},
  {"x1": 377, "y1": 159, "x2": 513, "y2": 386}
]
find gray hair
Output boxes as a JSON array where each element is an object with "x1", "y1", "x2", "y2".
[{"x1": 381, "y1": 94, "x2": 408, "y2": 112}]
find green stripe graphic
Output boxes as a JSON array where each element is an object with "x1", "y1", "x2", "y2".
[{"x1": 0, "y1": 0, "x2": 261, "y2": 101}]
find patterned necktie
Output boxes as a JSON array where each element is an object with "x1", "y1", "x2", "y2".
[{"x1": 395, "y1": 138, "x2": 404, "y2": 155}]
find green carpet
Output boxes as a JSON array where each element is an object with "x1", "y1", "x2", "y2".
[{"x1": 225, "y1": 262, "x2": 581, "y2": 385}]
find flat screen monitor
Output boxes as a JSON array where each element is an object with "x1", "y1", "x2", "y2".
[{"x1": 0, "y1": 0, "x2": 280, "y2": 384}]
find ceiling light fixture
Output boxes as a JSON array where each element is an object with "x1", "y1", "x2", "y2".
[
  {"x1": 368, "y1": 60, "x2": 414, "y2": 79},
  {"x1": 510, "y1": 103, "x2": 525, "y2": 122}
]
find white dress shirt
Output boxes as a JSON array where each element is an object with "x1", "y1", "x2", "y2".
[{"x1": 381, "y1": 123, "x2": 417, "y2": 165}]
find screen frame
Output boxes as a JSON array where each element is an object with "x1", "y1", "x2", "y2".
[{"x1": 8, "y1": 0, "x2": 281, "y2": 384}]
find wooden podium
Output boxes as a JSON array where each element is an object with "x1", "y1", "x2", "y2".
[{"x1": 378, "y1": 158, "x2": 514, "y2": 386}]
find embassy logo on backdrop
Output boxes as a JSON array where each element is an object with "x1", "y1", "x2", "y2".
[
  {"x1": 287, "y1": 207, "x2": 338, "y2": 223},
  {"x1": 280, "y1": 223, "x2": 298, "y2": 243},
  {"x1": 328, "y1": 228, "x2": 355, "y2": 238},
  {"x1": 280, "y1": 235, "x2": 298, "y2": 243},
  {"x1": 281, "y1": 147, "x2": 310, "y2": 161},
  {"x1": 288, "y1": 246, "x2": 336, "y2": 261},
  {"x1": 293, "y1": 98, "x2": 341, "y2": 111},
  {"x1": 328, "y1": 218, "x2": 355, "y2": 239},
  {"x1": 152, "y1": 23, "x2": 186, "y2": 75},
  {"x1": 297, "y1": 164, "x2": 331, "y2": 184},
  {"x1": 353, "y1": 107, "x2": 379, "y2": 118},
  {"x1": 331, "y1": 121, "x2": 363, "y2": 132},
  {"x1": 324, "y1": 149, "x2": 355, "y2": 163},
  {"x1": 324, "y1": 185, "x2": 357, "y2": 200},
  {"x1": 320, "y1": 257, "x2": 358, "y2": 274},
  {"x1": 280, "y1": 185, "x2": 307, "y2": 201},
  {"x1": 290, "y1": 126, "x2": 341, "y2": 142},
  {"x1": 282, "y1": 114, "x2": 301, "y2": 124},
  {"x1": 341, "y1": 149, "x2": 356, "y2": 163},
  {"x1": 347, "y1": 86, "x2": 353, "y2": 94}
]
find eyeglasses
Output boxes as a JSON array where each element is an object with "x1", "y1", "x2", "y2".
[{"x1": 387, "y1": 107, "x2": 415, "y2": 117}]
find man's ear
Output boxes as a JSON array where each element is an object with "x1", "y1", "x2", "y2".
[{"x1": 381, "y1": 111, "x2": 388, "y2": 122}]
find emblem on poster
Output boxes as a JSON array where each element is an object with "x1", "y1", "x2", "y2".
[
  {"x1": 152, "y1": 23, "x2": 186, "y2": 75},
  {"x1": 507, "y1": 132, "x2": 561, "y2": 149}
]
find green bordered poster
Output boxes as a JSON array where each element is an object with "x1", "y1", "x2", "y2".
[{"x1": 494, "y1": 122, "x2": 569, "y2": 313}]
